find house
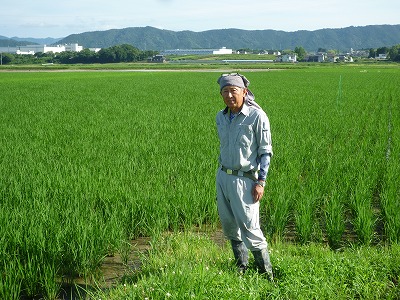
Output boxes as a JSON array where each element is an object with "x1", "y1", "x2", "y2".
[
  {"x1": 338, "y1": 55, "x2": 354, "y2": 62},
  {"x1": 306, "y1": 54, "x2": 325, "y2": 62},
  {"x1": 279, "y1": 54, "x2": 297, "y2": 63},
  {"x1": 327, "y1": 55, "x2": 339, "y2": 63},
  {"x1": 148, "y1": 55, "x2": 166, "y2": 63},
  {"x1": 377, "y1": 53, "x2": 387, "y2": 60}
]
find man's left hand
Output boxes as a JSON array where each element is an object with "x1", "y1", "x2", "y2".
[{"x1": 252, "y1": 183, "x2": 264, "y2": 203}]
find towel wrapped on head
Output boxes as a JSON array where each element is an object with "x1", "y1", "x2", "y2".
[{"x1": 217, "y1": 73, "x2": 261, "y2": 110}]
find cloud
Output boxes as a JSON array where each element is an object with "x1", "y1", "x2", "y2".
[{"x1": 1, "y1": 0, "x2": 399, "y2": 38}]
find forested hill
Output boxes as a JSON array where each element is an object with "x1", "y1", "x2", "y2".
[
  {"x1": 57, "y1": 25, "x2": 400, "y2": 51},
  {"x1": 0, "y1": 37, "x2": 38, "y2": 47}
]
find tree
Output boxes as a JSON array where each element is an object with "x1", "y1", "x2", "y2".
[
  {"x1": 294, "y1": 46, "x2": 306, "y2": 61},
  {"x1": 368, "y1": 48, "x2": 376, "y2": 58},
  {"x1": 75, "y1": 48, "x2": 97, "y2": 63},
  {"x1": 388, "y1": 44, "x2": 400, "y2": 61},
  {"x1": 119, "y1": 44, "x2": 140, "y2": 61},
  {"x1": 98, "y1": 48, "x2": 116, "y2": 63},
  {"x1": 1, "y1": 53, "x2": 13, "y2": 64},
  {"x1": 376, "y1": 47, "x2": 389, "y2": 55},
  {"x1": 140, "y1": 50, "x2": 158, "y2": 61},
  {"x1": 56, "y1": 51, "x2": 78, "y2": 64}
]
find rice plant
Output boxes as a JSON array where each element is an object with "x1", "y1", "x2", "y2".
[{"x1": 324, "y1": 188, "x2": 345, "y2": 249}]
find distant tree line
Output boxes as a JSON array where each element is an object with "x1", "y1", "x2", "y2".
[
  {"x1": 368, "y1": 45, "x2": 400, "y2": 61},
  {"x1": 1, "y1": 44, "x2": 158, "y2": 65}
]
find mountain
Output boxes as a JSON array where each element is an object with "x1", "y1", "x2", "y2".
[
  {"x1": 56, "y1": 25, "x2": 400, "y2": 52},
  {"x1": 0, "y1": 36, "x2": 62, "y2": 47},
  {"x1": 0, "y1": 37, "x2": 38, "y2": 47},
  {"x1": 10, "y1": 36, "x2": 63, "y2": 45}
]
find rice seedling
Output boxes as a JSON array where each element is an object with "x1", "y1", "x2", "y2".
[{"x1": 324, "y1": 187, "x2": 345, "y2": 249}]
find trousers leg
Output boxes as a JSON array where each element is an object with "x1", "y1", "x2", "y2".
[
  {"x1": 230, "y1": 240, "x2": 249, "y2": 273},
  {"x1": 217, "y1": 170, "x2": 267, "y2": 250},
  {"x1": 252, "y1": 248, "x2": 274, "y2": 281}
]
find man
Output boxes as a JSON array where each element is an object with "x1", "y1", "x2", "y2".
[{"x1": 215, "y1": 73, "x2": 273, "y2": 280}]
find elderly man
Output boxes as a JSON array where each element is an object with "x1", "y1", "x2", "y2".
[{"x1": 215, "y1": 73, "x2": 273, "y2": 280}]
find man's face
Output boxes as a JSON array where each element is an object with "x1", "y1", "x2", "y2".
[{"x1": 220, "y1": 85, "x2": 246, "y2": 113}]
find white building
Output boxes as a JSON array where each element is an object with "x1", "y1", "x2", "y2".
[
  {"x1": 280, "y1": 54, "x2": 297, "y2": 63},
  {"x1": 160, "y1": 47, "x2": 233, "y2": 56},
  {"x1": 213, "y1": 47, "x2": 233, "y2": 54},
  {"x1": 89, "y1": 48, "x2": 102, "y2": 53},
  {"x1": 64, "y1": 43, "x2": 83, "y2": 52},
  {"x1": 15, "y1": 49, "x2": 35, "y2": 55},
  {"x1": 377, "y1": 53, "x2": 387, "y2": 60},
  {"x1": 0, "y1": 43, "x2": 83, "y2": 55}
]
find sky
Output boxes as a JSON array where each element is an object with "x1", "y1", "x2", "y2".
[{"x1": 1, "y1": 0, "x2": 399, "y2": 38}]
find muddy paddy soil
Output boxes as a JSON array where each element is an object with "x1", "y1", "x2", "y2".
[{"x1": 57, "y1": 229, "x2": 226, "y2": 299}]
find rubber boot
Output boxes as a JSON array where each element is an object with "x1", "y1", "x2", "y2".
[
  {"x1": 252, "y1": 248, "x2": 274, "y2": 281},
  {"x1": 230, "y1": 240, "x2": 249, "y2": 274}
]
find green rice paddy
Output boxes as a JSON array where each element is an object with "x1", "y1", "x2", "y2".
[{"x1": 0, "y1": 65, "x2": 399, "y2": 299}]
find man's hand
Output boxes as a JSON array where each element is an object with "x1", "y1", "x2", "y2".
[{"x1": 252, "y1": 182, "x2": 265, "y2": 202}]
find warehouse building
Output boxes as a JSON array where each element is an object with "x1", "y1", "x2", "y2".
[
  {"x1": 0, "y1": 43, "x2": 83, "y2": 55},
  {"x1": 160, "y1": 47, "x2": 233, "y2": 56}
]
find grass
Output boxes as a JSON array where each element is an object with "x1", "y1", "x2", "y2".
[{"x1": 89, "y1": 231, "x2": 400, "y2": 300}]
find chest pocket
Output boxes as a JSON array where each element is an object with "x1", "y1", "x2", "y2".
[
  {"x1": 217, "y1": 123, "x2": 229, "y2": 148},
  {"x1": 237, "y1": 124, "x2": 254, "y2": 148}
]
